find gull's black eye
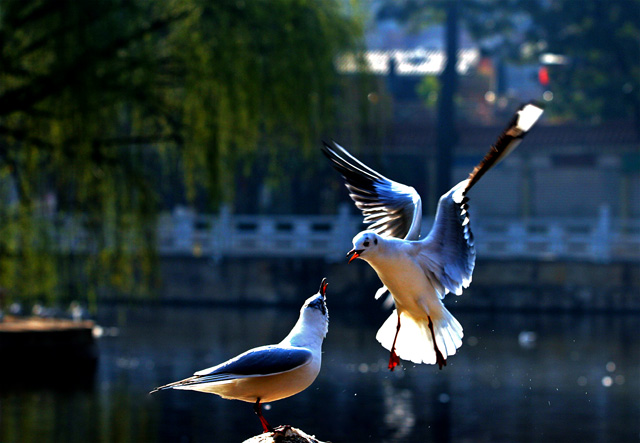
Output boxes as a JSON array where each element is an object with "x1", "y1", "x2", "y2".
[
  {"x1": 363, "y1": 240, "x2": 370, "y2": 247},
  {"x1": 374, "y1": 238, "x2": 378, "y2": 245}
]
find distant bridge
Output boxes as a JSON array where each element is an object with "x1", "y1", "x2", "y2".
[{"x1": 153, "y1": 206, "x2": 639, "y2": 263}]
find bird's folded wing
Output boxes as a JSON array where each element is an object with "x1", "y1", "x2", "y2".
[
  {"x1": 150, "y1": 346, "x2": 314, "y2": 392},
  {"x1": 322, "y1": 140, "x2": 422, "y2": 240},
  {"x1": 191, "y1": 346, "x2": 313, "y2": 383},
  {"x1": 419, "y1": 180, "x2": 476, "y2": 298}
]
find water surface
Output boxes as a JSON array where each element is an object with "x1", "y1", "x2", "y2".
[{"x1": 1, "y1": 305, "x2": 638, "y2": 442}]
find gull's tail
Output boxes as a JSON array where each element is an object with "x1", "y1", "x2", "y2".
[
  {"x1": 376, "y1": 307, "x2": 463, "y2": 368},
  {"x1": 149, "y1": 375, "x2": 200, "y2": 394},
  {"x1": 465, "y1": 101, "x2": 544, "y2": 193}
]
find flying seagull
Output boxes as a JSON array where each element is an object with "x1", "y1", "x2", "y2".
[
  {"x1": 150, "y1": 278, "x2": 330, "y2": 433},
  {"x1": 322, "y1": 102, "x2": 543, "y2": 371}
]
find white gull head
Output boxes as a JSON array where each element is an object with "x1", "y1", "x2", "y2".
[
  {"x1": 347, "y1": 230, "x2": 383, "y2": 263},
  {"x1": 283, "y1": 278, "x2": 329, "y2": 346}
]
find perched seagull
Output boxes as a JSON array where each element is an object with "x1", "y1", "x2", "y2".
[
  {"x1": 322, "y1": 102, "x2": 544, "y2": 371},
  {"x1": 150, "y1": 278, "x2": 329, "y2": 433}
]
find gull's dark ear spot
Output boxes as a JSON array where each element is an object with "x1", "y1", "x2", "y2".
[{"x1": 374, "y1": 238, "x2": 378, "y2": 245}]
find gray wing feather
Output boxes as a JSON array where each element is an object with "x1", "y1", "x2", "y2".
[
  {"x1": 195, "y1": 346, "x2": 312, "y2": 379},
  {"x1": 152, "y1": 346, "x2": 313, "y2": 391},
  {"x1": 420, "y1": 180, "x2": 476, "y2": 298},
  {"x1": 322, "y1": 141, "x2": 422, "y2": 240}
]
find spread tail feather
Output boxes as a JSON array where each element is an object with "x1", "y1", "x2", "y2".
[{"x1": 376, "y1": 308, "x2": 463, "y2": 366}]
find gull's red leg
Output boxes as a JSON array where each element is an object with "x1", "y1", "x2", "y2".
[
  {"x1": 427, "y1": 316, "x2": 446, "y2": 370},
  {"x1": 388, "y1": 312, "x2": 401, "y2": 371},
  {"x1": 253, "y1": 398, "x2": 273, "y2": 433}
]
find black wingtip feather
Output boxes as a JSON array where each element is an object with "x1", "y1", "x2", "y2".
[
  {"x1": 321, "y1": 141, "x2": 381, "y2": 196},
  {"x1": 465, "y1": 101, "x2": 543, "y2": 193}
]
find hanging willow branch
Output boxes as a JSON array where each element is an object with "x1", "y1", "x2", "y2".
[{"x1": 0, "y1": 0, "x2": 362, "y2": 305}]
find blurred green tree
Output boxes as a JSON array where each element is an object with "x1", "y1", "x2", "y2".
[
  {"x1": 0, "y1": 0, "x2": 361, "y2": 306},
  {"x1": 378, "y1": 0, "x2": 640, "y2": 125},
  {"x1": 524, "y1": 0, "x2": 640, "y2": 127}
]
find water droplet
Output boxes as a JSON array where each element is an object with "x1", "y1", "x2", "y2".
[
  {"x1": 606, "y1": 361, "x2": 616, "y2": 372},
  {"x1": 601, "y1": 376, "x2": 613, "y2": 387},
  {"x1": 518, "y1": 331, "x2": 537, "y2": 349}
]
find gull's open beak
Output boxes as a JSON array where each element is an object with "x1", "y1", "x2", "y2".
[
  {"x1": 319, "y1": 278, "x2": 328, "y2": 298},
  {"x1": 347, "y1": 249, "x2": 364, "y2": 263}
]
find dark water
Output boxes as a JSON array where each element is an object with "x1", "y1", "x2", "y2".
[{"x1": 1, "y1": 303, "x2": 639, "y2": 443}]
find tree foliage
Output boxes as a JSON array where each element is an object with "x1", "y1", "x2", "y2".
[
  {"x1": 0, "y1": 0, "x2": 361, "y2": 305},
  {"x1": 524, "y1": 0, "x2": 640, "y2": 124},
  {"x1": 378, "y1": 0, "x2": 640, "y2": 124}
]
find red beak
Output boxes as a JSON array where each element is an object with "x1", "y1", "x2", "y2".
[
  {"x1": 347, "y1": 249, "x2": 363, "y2": 263},
  {"x1": 319, "y1": 278, "x2": 328, "y2": 297}
]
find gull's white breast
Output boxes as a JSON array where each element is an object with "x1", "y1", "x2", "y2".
[{"x1": 367, "y1": 243, "x2": 439, "y2": 317}]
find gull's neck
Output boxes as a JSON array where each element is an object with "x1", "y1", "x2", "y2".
[
  {"x1": 363, "y1": 236, "x2": 404, "y2": 263},
  {"x1": 280, "y1": 311, "x2": 327, "y2": 350},
  {"x1": 360, "y1": 237, "x2": 417, "y2": 285}
]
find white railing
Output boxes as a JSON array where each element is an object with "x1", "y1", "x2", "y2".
[
  {"x1": 157, "y1": 206, "x2": 355, "y2": 261},
  {"x1": 155, "y1": 206, "x2": 640, "y2": 263}
]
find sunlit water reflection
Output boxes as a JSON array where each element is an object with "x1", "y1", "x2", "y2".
[{"x1": 1, "y1": 305, "x2": 638, "y2": 442}]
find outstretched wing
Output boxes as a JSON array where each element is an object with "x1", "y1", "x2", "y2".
[
  {"x1": 322, "y1": 140, "x2": 422, "y2": 240},
  {"x1": 420, "y1": 180, "x2": 476, "y2": 298},
  {"x1": 421, "y1": 102, "x2": 544, "y2": 297},
  {"x1": 150, "y1": 345, "x2": 312, "y2": 393}
]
